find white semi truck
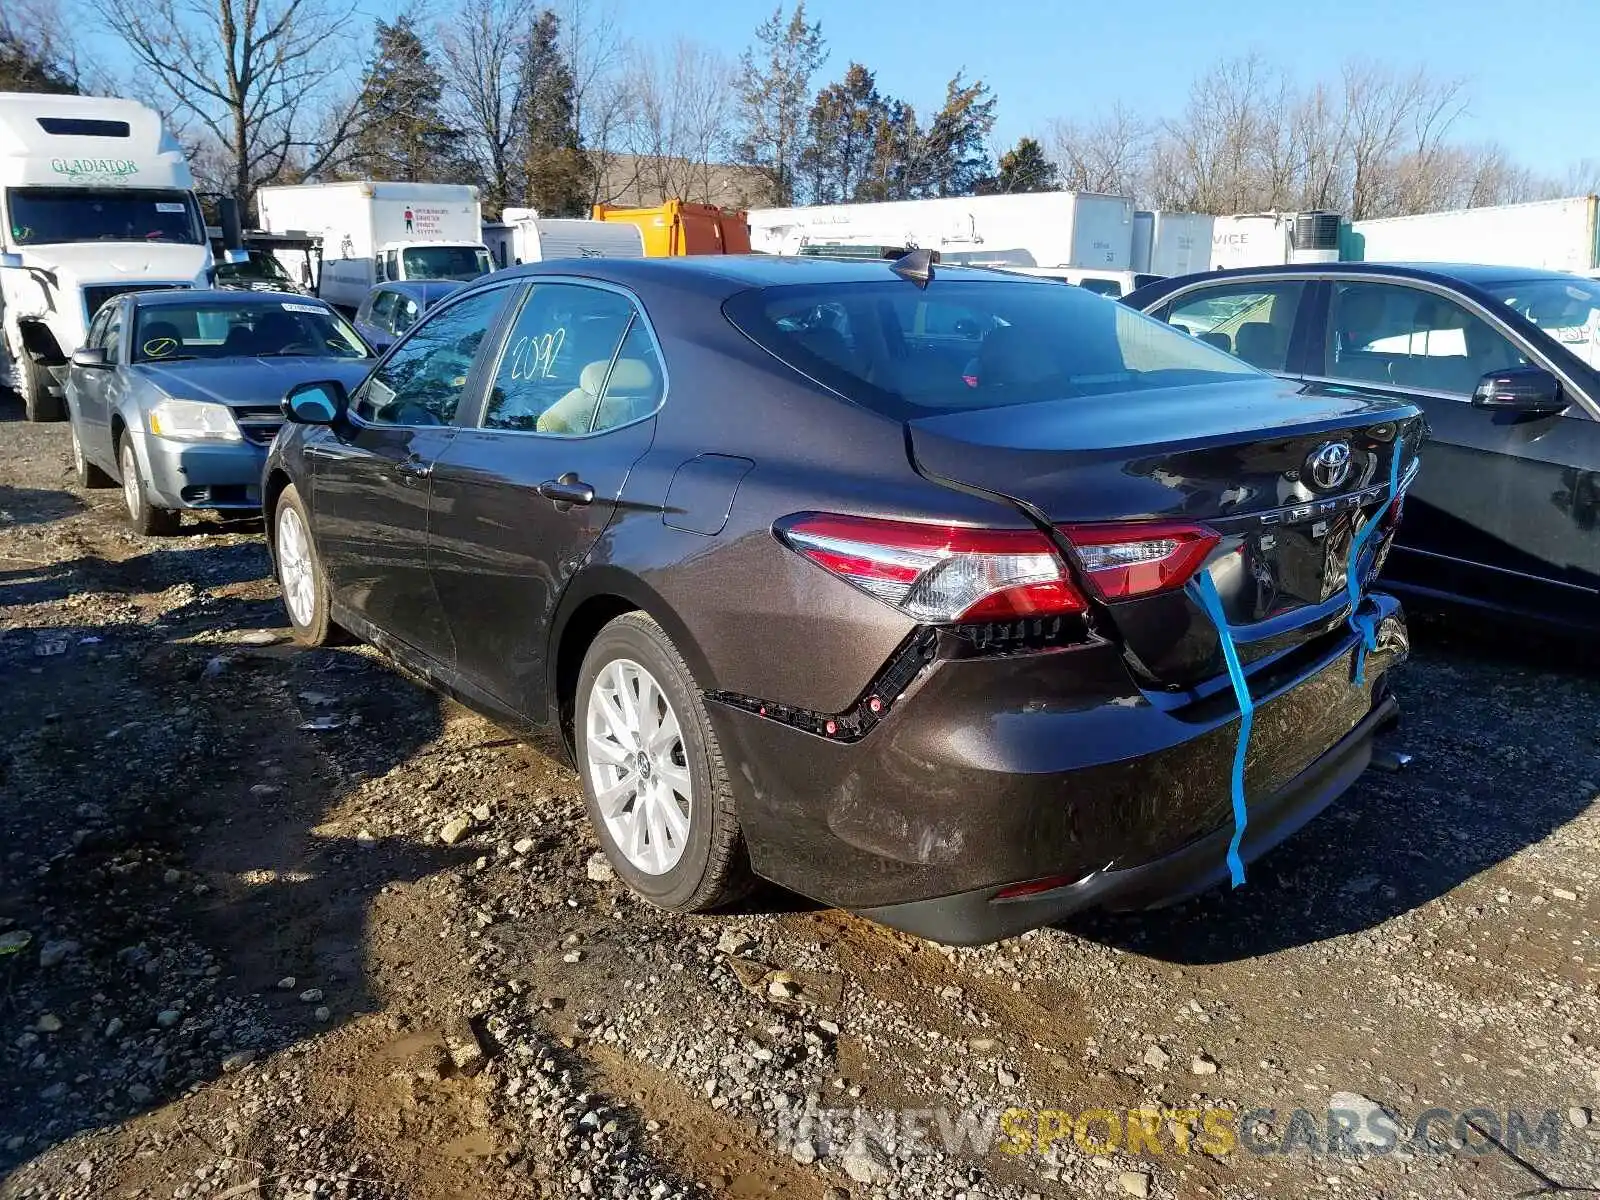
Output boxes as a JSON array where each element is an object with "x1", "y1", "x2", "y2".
[
  {"x1": 1349, "y1": 196, "x2": 1600, "y2": 274},
  {"x1": 0, "y1": 92, "x2": 212, "y2": 420},
  {"x1": 257, "y1": 181, "x2": 493, "y2": 311},
  {"x1": 748, "y1": 191, "x2": 1138, "y2": 272}
]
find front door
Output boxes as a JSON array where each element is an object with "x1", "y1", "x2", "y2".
[
  {"x1": 1310, "y1": 278, "x2": 1600, "y2": 622},
  {"x1": 306, "y1": 283, "x2": 515, "y2": 662},
  {"x1": 427, "y1": 280, "x2": 665, "y2": 717},
  {"x1": 70, "y1": 305, "x2": 118, "y2": 463}
]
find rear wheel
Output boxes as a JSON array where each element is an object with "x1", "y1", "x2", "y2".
[
  {"x1": 576, "y1": 612, "x2": 751, "y2": 912},
  {"x1": 20, "y1": 357, "x2": 64, "y2": 423},
  {"x1": 118, "y1": 436, "x2": 180, "y2": 536},
  {"x1": 71, "y1": 421, "x2": 114, "y2": 488},
  {"x1": 273, "y1": 484, "x2": 338, "y2": 646}
]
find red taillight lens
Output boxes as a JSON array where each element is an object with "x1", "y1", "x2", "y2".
[
  {"x1": 1059, "y1": 522, "x2": 1220, "y2": 601},
  {"x1": 777, "y1": 513, "x2": 1086, "y2": 623}
]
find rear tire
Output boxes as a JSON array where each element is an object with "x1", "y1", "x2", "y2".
[
  {"x1": 575, "y1": 612, "x2": 752, "y2": 912},
  {"x1": 21, "y1": 357, "x2": 65, "y2": 423},
  {"x1": 273, "y1": 483, "x2": 338, "y2": 647},
  {"x1": 71, "y1": 421, "x2": 114, "y2": 488},
  {"x1": 118, "y1": 435, "x2": 180, "y2": 536}
]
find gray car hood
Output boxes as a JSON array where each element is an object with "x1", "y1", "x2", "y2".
[{"x1": 132, "y1": 358, "x2": 374, "y2": 408}]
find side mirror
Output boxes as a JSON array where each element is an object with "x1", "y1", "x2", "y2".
[
  {"x1": 71, "y1": 346, "x2": 109, "y2": 369},
  {"x1": 0, "y1": 252, "x2": 22, "y2": 270},
  {"x1": 1472, "y1": 366, "x2": 1568, "y2": 416},
  {"x1": 282, "y1": 379, "x2": 348, "y2": 425}
]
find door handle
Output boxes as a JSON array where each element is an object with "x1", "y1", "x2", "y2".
[
  {"x1": 537, "y1": 472, "x2": 595, "y2": 509},
  {"x1": 393, "y1": 455, "x2": 432, "y2": 480}
]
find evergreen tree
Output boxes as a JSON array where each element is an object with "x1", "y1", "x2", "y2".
[
  {"x1": 798, "y1": 63, "x2": 886, "y2": 204},
  {"x1": 980, "y1": 137, "x2": 1060, "y2": 194},
  {"x1": 520, "y1": 10, "x2": 590, "y2": 217},
  {"x1": 733, "y1": 3, "x2": 826, "y2": 206},
  {"x1": 349, "y1": 14, "x2": 463, "y2": 182},
  {"x1": 0, "y1": 11, "x2": 77, "y2": 94},
  {"x1": 917, "y1": 72, "x2": 997, "y2": 197}
]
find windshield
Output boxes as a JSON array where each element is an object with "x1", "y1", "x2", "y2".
[
  {"x1": 132, "y1": 300, "x2": 370, "y2": 363},
  {"x1": 725, "y1": 278, "x2": 1260, "y2": 417},
  {"x1": 6, "y1": 187, "x2": 204, "y2": 246},
  {"x1": 402, "y1": 245, "x2": 492, "y2": 282},
  {"x1": 217, "y1": 251, "x2": 294, "y2": 285},
  {"x1": 1483, "y1": 276, "x2": 1600, "y2": 370}
]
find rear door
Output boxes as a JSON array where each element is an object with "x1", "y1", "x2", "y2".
[
  {"x1": 427, "y1": 279, "x2": 664, "y2": 716},
  {"x1": 1307, "y1": 276, "x2": 1600, "y2": 621},
  {"x1": 305, "y1": 283, "x2": 515, "y2": 661}
]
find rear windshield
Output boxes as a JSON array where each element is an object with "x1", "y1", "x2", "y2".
[{"x1": 724, "y1": 279, "x2": 1259, "y2": 417}]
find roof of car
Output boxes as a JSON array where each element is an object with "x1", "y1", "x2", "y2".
[
  {"x1": 377, "y1": 280, "x2": 464, "y2": 299},
  {"x1": 492, "y1": 254, "x2": 1051, "y2": 294},
  {"x1": 130, "y1": 288, "x2": 329, "y2": 308},
  {"x1": 1147, "y1": 261, "x2": 1588, "y2": 288}
]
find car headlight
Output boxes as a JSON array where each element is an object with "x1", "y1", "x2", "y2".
[{"x1": 147, "y1": 399, "x2": 242, "y2": 442}]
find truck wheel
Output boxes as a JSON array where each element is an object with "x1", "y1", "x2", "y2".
[
  {"x1": 118, "y1": 435, "x2": 181, "y2": 536},
  {"x1": 20, "y1": 357, "x2": 64, "y2": 422}
]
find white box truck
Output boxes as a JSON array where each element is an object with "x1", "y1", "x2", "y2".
[
  {"x1": 1133, "y1": 210, "x2": 1215, "y2": 277},
  {"x1": 257, "y1": 181, "x2": 492, "y2": 311},
  {"x1": 747, "y1": 192, "x2": 1137, "y2": 271},
  {"x1": 1349, "y1": 196, "x2": 1600, "y2": 274},
  {"x1": 0, "y1": 92, "x2": 212, "y2": 420},
  {"x1": 498, "y1": 209, "x2": 644, "y2": 264}
]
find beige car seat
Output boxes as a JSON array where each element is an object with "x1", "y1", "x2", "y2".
[{"x1": 536, "y1": 357, "x2": 660, "y2": 435}]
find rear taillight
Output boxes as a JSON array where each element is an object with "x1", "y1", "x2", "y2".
[
  {"x1": 1060, "y1": 522, "x2": 1220, "y2": 601},
  {"x1": 777, "y1": 514, "x2": 1222, "y2": 623},
  {"x1": 776, "y1": 513, "x2": 1083, "y2": 622}
]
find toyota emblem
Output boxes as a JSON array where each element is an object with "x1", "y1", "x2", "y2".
[{"x1": 1306, "y1": 441, "x2": 1353, "y2": 490}]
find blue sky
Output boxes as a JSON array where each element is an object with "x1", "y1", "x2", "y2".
[
  {"x1": 607, "y1": 0, "x2": 1592, "y2": 176},
  {"x1": 81, "y1": 0, "x2": 1593, "y2": 178}
]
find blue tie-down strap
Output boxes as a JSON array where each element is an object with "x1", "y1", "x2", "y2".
[
  {"x1": 1187, "y1": 569, "x2": 1252, "y2": 889},
  {"x1": 1345, "y1": 445, "x2": 1408, "y2": 686}
]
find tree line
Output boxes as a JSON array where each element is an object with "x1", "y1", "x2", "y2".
[{"x1": 2, "y1": 0, "x2": 1596, "y2": 223}]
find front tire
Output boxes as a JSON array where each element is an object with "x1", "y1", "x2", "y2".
[
  {"x1": 72, "y1": 421, "x2": 114, "y2": 488},
  {"x1": 273, "y1": 483, "x2": 337, "y2": 646},
  {"x1": 118, "y1": 436, "x2": 180, "y2": 536},
  {"x1": 20, "y1": 356, "x2": 65, "y2": 423},
  {"x1": 576, "y1": 612, "x2": 751, "y2": 912}
]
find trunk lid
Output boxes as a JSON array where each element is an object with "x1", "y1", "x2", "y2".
[{"x1": 907, "y1": 377, "x2": 1424, "y2": 687}]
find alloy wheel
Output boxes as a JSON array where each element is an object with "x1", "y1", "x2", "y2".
[
  {"x1": 276, "y1": 504, "x2": 317, "y2": 628},
  {"x1": 585, "y1": 658, "x2": 693, "y2": 875}
]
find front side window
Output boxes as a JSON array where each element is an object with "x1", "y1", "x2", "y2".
[
  {"x1": 6, "y1": 187, "x2": 204, "y2": 246},
  {"x1": 1326, "y1": 282, "x2": 1525, "y2": 396},
  {"x1": 1165, "y1": 282, "x2": 1305, "y2": 372},
  {"x1": 482, "y1": 283, "x2": 662, "y2": 434},
  {"x1": 1481, "y1": 276, "x2": 1600, "y2": 371},
  {"x1": 726, "y1": 279, "x2": 1258, "y2": 417},
  {"x1": 131, "y1": 302, "x2": 368, "y2": 363},
  {"x1": 86, "y1": 306, "x2": 112, "y2": 351},
  {"x1": 402, "y1": 245, "x2": 492, "y2": 282},
  {"x1": 103, "y1": 308, "x2": 123, "y2": 363},
  {"x1": 356, "y1": 286, "x2": 510, "y2": 425}
]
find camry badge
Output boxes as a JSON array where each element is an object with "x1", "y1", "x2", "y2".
[{"x1": 1307, "y1": 441, "x2": 1353, "y2": 491}]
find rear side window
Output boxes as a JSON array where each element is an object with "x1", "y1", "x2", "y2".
[
  {"x1": 481, "y1": 283, "x2": 663, "y2": 435},
  {"x1": 725, "y1": 279, "x2": 1258, "y2": 417},
  {"x1": 1165, "y1": 282, "x2": 1305, "y2": 372}
]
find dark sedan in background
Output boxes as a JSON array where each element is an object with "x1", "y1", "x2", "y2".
[
  {"x1": 64, "y1": 290, "x2": 374, "y2": 535},
  {"x1": 352, "y1": 280, "x2": 464, "y2": 352},
  {"x1": 263, "y1": 256, "x2": 1419, "y2": 944},
  {"x1": 1127, "y1": 263, "x2": 1600, "y2": 631}
]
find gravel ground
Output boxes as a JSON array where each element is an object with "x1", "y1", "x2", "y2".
[{"x1": 2, "y1": 395, "x2": 1599, "y2": 1200}]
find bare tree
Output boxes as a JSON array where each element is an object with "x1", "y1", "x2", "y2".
[
  {"x1": 1341, "y1": 60, "x2": 1467, "y2": 219},
  {"x1": 99, "y1": 0, "x2": 376, "y2": 211},
  {"x1": 1045, "y1": 103, "x2": 1151, "y2": 197},
  {"x1": 555, "y1": 0, "x2": 632, "y2": 208},
  {"x1": 438, "y1": 0, "x2": 530, "y2": 215},
  {"x1": 1565, "y1": 159, "x2": 1600, "y2": 196},
  {"x1": 624, "y1": 39, "x2": 735, "y2": 204}
]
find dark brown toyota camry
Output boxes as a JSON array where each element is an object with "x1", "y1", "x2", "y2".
[{"x1": 263, "y1": 255, "x2": 1422, "y2": 945}]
